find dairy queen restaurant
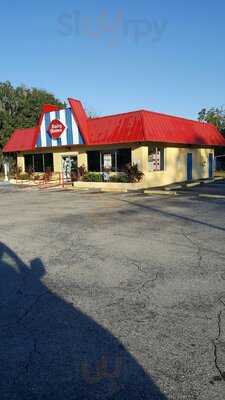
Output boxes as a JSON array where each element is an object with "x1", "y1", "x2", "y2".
[{"x1": 3, "y1": 97, "x2": 225, "y2": 188}]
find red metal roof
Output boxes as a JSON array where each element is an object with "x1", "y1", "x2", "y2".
[
  {"x1": 88, "y1": 111, "x2": 145, "y2": 145},
  {"x1": 3, "y1": 104, "x2": 62, "y2": 153},
  {"x1": 88, "y1": 109, "x2": 225, "y2": 147},
  {"x1": 3, "y1": 127, "x2": 39, "y2": 152},
  {"x1": 37, "y1": 104, "x2": 61, "y2": 125},
  {"x1": 141, "y1": 110, "x2": 225, "y2": 146},
  {"x1": 68, "y1": 98, "x2": 90, "y2": 144},
  {"x1": 3, "y1": 98, "x2": 225, "y2": 152}
]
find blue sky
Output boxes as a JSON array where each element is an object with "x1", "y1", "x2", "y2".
[{"x1": 0, "y1": 0, "x2": 224, "y2": 119}]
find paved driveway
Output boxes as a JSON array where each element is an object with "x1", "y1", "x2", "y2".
[
  {"x1": 183, "y1": 179, "x2": 225, "y2": 196},
  {"x1": 0, "y1": 186, "x2": 225, "y2": 399}
]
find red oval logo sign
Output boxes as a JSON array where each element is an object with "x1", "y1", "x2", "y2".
[{"x1": 48, "y1": 119, "x2": 65, "y2": 139}]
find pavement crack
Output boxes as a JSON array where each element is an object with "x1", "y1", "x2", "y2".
[
  {"x1": 137, "y1": 272, "x2": 159, "y2": 294},
  {"x1": 24, "y1": 334, "x2": 41, "y2": 374},
  {"x1": 211, "y1": 297, "x2": 225, "y2": 384},
  {"x1": 212, "y1": 310, "x2": 225, "y2": 381},
  {"x1": 16, "y1": 291, "x2": 49, "y2": 325},
  {"x1": 182, "y1": 231, "x2": 203, "y2": 270},
  {"x1": 0, "y1": 290, "x2": 50, "y2": 331}
]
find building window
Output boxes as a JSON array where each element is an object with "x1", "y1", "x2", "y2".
[
  {"x1": 117, "y1": 149, "x2": 131, "y2": 171},
  {"x1": 24, "y1": 155, "x2": 33, "y2": 172},
  {"x1": 34, "y1": 154, "x2": 44, "y2": 172},
  {"x1": 87, "y1": 151, "x2": 101, "y2": 172},
  {"x1": 87, "y1": 149, "x2": 131, "y2": 173},
  {"x1": 24, "y1": 153, "x2": 53, "y2": 173},
  {"x1": 148, "y1": 147, "x2": 165, "y2": 172},
  {"x1": 101, "y1": 152, "x2": 116, "y2": 172},
  {"x1": 44, "y1": 153, "x2": 54, "y2": 172}
]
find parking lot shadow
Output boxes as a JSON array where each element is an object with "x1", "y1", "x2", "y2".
[{"x1": 0, "y1": 242, "x2": 167, "y2": 400}]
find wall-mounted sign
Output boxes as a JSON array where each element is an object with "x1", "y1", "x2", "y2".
[
  {"x1": 48, "y1": 119, "x2": 66, "y2": 139},
  {"x1": 103, "y1": 153, "x2": 112, "y2": 170}
]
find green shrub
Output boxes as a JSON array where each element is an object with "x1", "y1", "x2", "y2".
[
  {"x1": 109, "y1": 174, "x2": 129, "y2": 183},
  {"x1": 33, "y1": 174, "x2": 42, "y2": 181},
  {"x1": 83, "y1": 172, "x2": 103, "y2": 182},
  {"x1": 18, "y1": 173, "x2": 29, "y2": 180},
  {"x1": 71, "y1": 166, "x2": 86, "y2": 182},
  {"x1": 26, "y1": 166, "x2": 34, "y2": 178},
  {"x1": 125, "y1": 164, "x2": 144, "y2": 183}
]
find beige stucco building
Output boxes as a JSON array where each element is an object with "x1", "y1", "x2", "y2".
[{"x1": 4, "y1": 98, "x2": 225, "y2": 188}]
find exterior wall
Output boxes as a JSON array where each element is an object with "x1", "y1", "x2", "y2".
[
  {"x1": 141, "y1": 146, "x2": 214, "y2": 187},
  {"x1": 16, "y1": 144, "x2": 214, "y2": 187},
  {"x1": 78, "y1": 151, "x2": 88, "y2": 169},
  {"x1": 132, "y1": 146, "x2": 149, "y2": 175},
  {"x1": 53, "y1": 151, "x2": 78, "y2": 172},
  {"x1": 192, "y1": 148, "x2": 214, "y2": 180},
  {"x1": 52, "y1": 149, "x2": 88, "y2": 171},
  {"x1": 17, "y1": 155, "x2": 25, "y2": 173}
]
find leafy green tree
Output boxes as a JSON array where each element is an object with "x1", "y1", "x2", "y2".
[
  {"x1": 198, "y1": 107, "x2": 225, "y2": 134},
  {"x1": 0, "y1": 81, "x2": 65, "y2": 153},
  {"x1": 198, "y1": 107, "x2": 225, "y2": 160}
]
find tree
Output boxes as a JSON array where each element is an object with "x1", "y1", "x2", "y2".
[
  {"x1": 0, "y1": 81, "x2": 65, "y2": 153},
  {"x1": 198, "y1": 107, "x2": 225, "y2": 134},
  {"x1": 198, "y1": 107, "x2": 225, "y2": 160}
]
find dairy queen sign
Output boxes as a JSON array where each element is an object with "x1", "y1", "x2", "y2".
[{"x1": 48, "y1": 119, "x2": 65, "y2": 139}]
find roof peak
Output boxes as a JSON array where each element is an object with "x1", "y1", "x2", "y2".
[
  {"x1": 67, "y1": 97, "x2": 211, "y2": 127},
  {"x1": 88, "y1": 107, "x2": 211, "y2": 127},
  {"x1": 89, "y1": 109, "x2": 145, "y2": 121}
]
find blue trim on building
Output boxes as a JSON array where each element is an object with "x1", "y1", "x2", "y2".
[
  {"x1": 65, "y1": 108, "x2": 73, "y2": 145},
  {"x1": 45, "y1": 113, "x2": 52, "y2": 147},
  {"x1": 36, "y1": 131, "x2": 42, "y2": 148},
  {"x1": 78, "y1": 128, "x2": 84, "y2": 145}
]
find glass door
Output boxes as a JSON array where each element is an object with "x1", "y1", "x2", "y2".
[{"x1": 62, "y1": 156, "x2": 77, "y2": 181}]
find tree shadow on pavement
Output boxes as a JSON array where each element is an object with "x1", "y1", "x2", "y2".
[
  {"x1": 0, "y1": 242, "x2": 167, "y2": 400},
  {"x1": 117, "y1": 197, "x2": 225, "y2": 233}
]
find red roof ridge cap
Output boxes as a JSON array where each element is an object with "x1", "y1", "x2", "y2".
[
  {"x1": 142, "y1": 109, "x2": 214, "y2": 127},
  {"x1": 88, "y1": 108, "x2": 213, "y2": 128},
  {"x1": 68, "y1": 97, "x2": 82, "y2": 103},
  {"x1": 88, "y1": 109, "x2": 145, "y2": 121},
  {"x1": 68, "y1": 97, "x2": 89, "y2": 144}
]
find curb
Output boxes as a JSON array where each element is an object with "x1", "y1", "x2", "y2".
[
  {"x1": 214, "y1": 177, "x2": 225, "y2": 181},
  {"x1": 101, "y1": 188, "x2": 128, "y2": 193},
  {"x1": 165, "y1": 185, "x2": 182, "y2": 191},
  {"x1": 202, "y1": 179, "x2": 215, "y2": 184},
  {"x1": 198, "y1": 194, "x2": 225, "y2": 200},
  {"x1": 144, "y1": 190, "x2": 177, "y2": 196},
  {"x1": 186, "y1": 182, "x2": 201, "y2": 188}
]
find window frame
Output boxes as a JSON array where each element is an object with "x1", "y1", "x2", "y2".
[
  {"x1": 24, "y1": 153, "x2": 54, "y2": 173},
  {"x1": 148, "y1": 147, "x2": 165, "y2": 172},
  {"x1": 87, "y1": 148, "x2": 131, "y2": 173}
]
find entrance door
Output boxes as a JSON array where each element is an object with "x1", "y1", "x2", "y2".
[
  {"x1": 187, "y1": 153, "x2": 193, "y2": 181},
  {"x1": 62, "y1": 156, "x2": 77, "y2": 181},
  {"x1": 208, "y1": 153, "x2": 213, "y2": 178}
]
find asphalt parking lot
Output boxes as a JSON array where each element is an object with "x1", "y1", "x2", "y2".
[
  {"x1": 182, "y1": 179, "x2": 225, "y2": 197},
  {"x1": 1, "y1": 184, "x2": 225, "y2": 399}
]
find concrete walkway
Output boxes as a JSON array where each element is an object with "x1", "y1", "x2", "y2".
[{"x1": 181, "y1": 179, "x2": 225, "y2": 198}]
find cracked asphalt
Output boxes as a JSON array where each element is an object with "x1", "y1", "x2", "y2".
[{"x1": 0, "y1": 184, "x2": 225, "y2": 399}]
